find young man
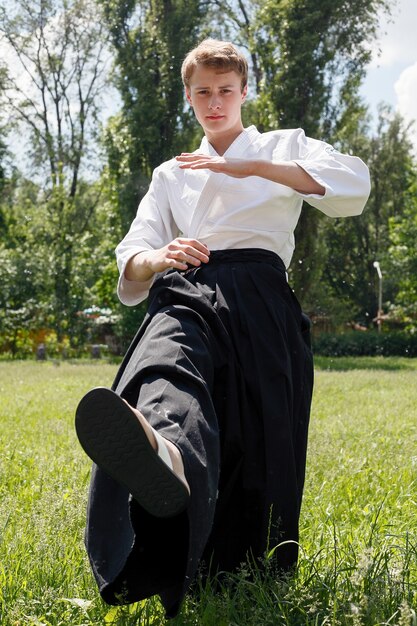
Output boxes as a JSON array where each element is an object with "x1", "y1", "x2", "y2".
[{"x1": 75, "y1": 39, "x2": 370, "y2": 618}]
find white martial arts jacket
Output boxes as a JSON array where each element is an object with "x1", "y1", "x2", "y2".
[{"x1": 116, "y1": 125, "x2": 370, "y2": 305}]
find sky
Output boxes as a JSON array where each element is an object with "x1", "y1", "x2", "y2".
[{"x1": 360, "y1": 0, "x2": 417, "y2": 154}]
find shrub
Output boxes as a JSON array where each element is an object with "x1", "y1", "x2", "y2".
[{"x1": 313, "y1": 331, "x2": 417, "y2": 357}]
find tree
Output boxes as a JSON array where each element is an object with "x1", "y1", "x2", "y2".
[
  {"x1": 322, "y1": 108, "x2": 416, "y2": 325},
  {"x1": 98, "y1": 0, "x2": 207, "y2": 341},
  {"x1": 386, "y1": 170, "x2": 417, "y2": 330},
  {"x1": 0, "y1": 0, "x2": 110, "y2": 340},
  {"x1": 0, "y1": 65, "x2": 11, "y2": 229},
  {"x1": 208, "y1": 0, "x2": 392, "y2": 308},
  {"x1": 100, "y1": 0, "x2": 205, "y2": 231},
  {"x1": 257, "y1": 0, "x2": 392, "y2": 306},
  {"x1": 0, "y1": 176, "x2": 53, "y2": 355}
]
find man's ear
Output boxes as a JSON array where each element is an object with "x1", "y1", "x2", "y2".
[
  {"x1": 185, "y1": 88, "x2": 192, "y2": 106},
  {"x1": 241, "y1": 85, "x2": 248, "y2": 101}
]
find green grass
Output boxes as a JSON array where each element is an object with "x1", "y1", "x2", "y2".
[{"x1": 0, "y1": 358, "x2": 416, "y2": 625}]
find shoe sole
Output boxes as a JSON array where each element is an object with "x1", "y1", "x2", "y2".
[{"x1": 75, "y1": 387, "x2": 189, "y2": 518}]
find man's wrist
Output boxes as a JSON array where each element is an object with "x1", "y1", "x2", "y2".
[
  {"x1": 249, "y1": 160, "x2": 266, "y2": 177},
  {"x1": 125, "y1": 251, "x2": 154, "y2": 282}
]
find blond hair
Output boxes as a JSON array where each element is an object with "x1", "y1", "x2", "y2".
[{"x1": 181, "y1": 39, "x2": 248, "y2": 91}]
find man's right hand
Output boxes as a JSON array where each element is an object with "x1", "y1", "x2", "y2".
[{"x1": 125, "y1": 238, "x2": 210, "y2": 282}]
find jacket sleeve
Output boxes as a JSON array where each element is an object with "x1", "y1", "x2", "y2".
[
  {"x1": 288, "y1": 129, "x2": 371, "y2": 217},
  {"x1": 115, "y1": 166, "x2": 180, "y2": 306}
]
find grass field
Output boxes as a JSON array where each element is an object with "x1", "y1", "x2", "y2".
[{"x1": 0, "y1": 357, "x2": 416, "y2": 625}]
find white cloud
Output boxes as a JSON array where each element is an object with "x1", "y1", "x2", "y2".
[
  {"x1": 395, "y1": 61, "x2": 417, "y2": 155},
  {"x1": 361, "y1": 0, "x2": 417, "y2": 154}
]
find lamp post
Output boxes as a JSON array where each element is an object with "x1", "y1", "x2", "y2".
[{"x1": 373, "y1": 261, "x2": 383, "y2": 333}]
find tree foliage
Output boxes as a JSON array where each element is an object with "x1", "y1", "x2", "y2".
[
  {"x1": 387, "y1": 171, "x2": 417, "y2": 328},
  {"x1": 100, "y1": 0, "x2": 204, "y2": 231},
  {"x1": 0, "y1": 0, "x2": 108, "y2": 188},
  {"x1": 254, "y1": 0, "x2": 391, "y2": 303},
  {"x1": 96, "y1": 0, "x2": 208, "y2": 342},
  {"x1": 209, "y1": 0, "x2": 392, "y2": 306},
  {"x1": 0, "y1": 176, "x2": 119, "y2": 354},
  {"x1": 0, "y1": 0, "x2": 111, "y2": 340},
  {"x1": 323, "y1": 108, "x2": 417, "y2": 325},
  {"x1": 1, "y1": 0, "x2": 416, "y2": 354}
]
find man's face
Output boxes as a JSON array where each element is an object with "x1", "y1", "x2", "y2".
[{"x1": 186, "y1": 65, "x2": 247, "y2": 140}]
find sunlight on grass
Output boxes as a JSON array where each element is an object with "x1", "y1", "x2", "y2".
[
  {"x1": 314, "y1": 355, "x2": 417, "y2": 371},
  {"x1": 0, "y1": 360, "x2": 416, "y2": 625}
]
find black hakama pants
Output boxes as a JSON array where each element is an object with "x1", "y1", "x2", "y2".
[{"x1": 84, "y1": 248, "x2": 314, "y2": 618}]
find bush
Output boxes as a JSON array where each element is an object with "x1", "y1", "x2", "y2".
[
  {"x1": 0, "y1": 328, "x2": 87, "y2": 359},
  {"x1": 313, "y1": 331, "x2": 417, "y2": 357}
]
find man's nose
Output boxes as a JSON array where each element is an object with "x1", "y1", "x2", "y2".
[{"x1": 208, "y1": 94, "x2": 221, "y2": 109}]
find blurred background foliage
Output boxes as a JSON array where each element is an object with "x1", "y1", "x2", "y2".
[{"x1": 0, "y1": 0, "x2": 416, "y2": 358}]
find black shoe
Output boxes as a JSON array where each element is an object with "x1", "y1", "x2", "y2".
[{"x1": 75, "y1": 387, "x2": 190, "y2": 518}]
